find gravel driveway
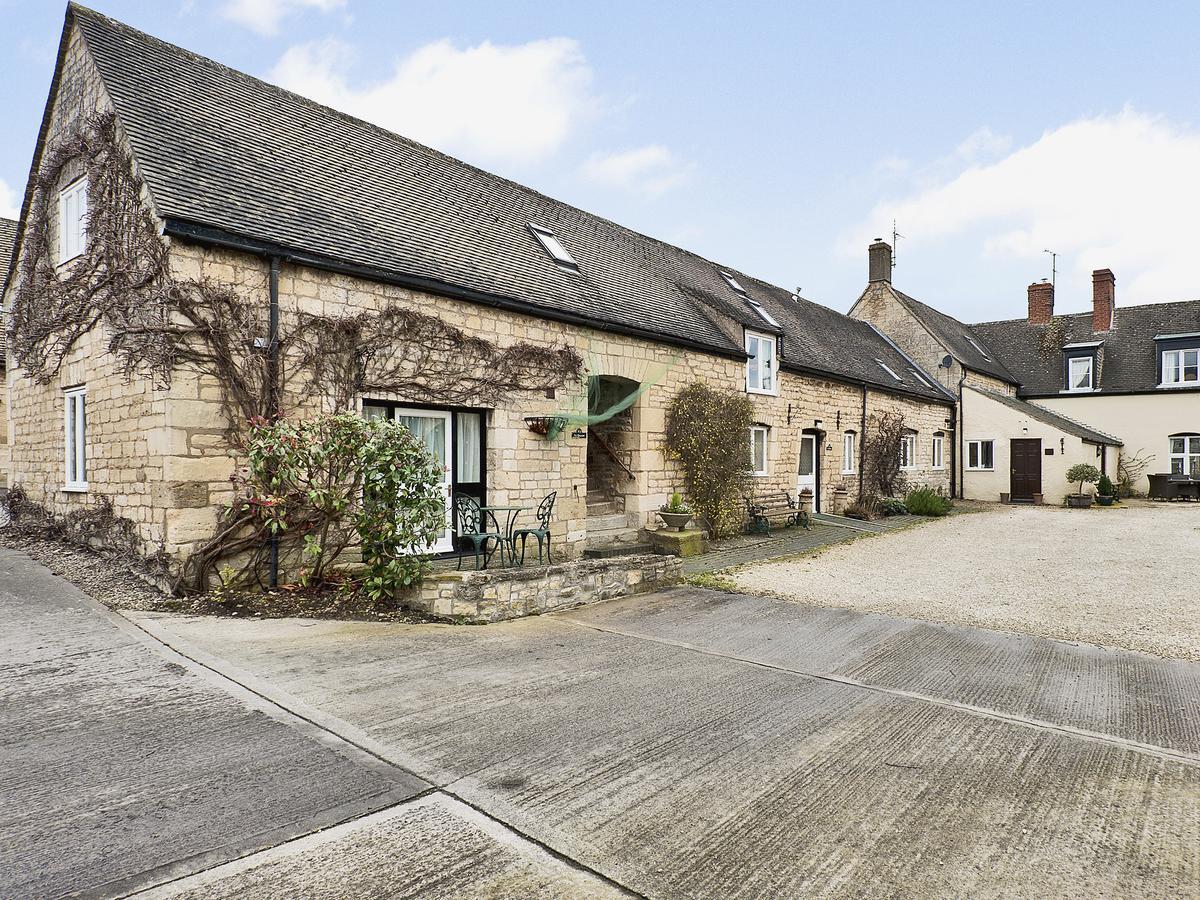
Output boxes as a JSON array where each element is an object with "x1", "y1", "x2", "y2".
[{"x1": 732, "y1": 500, "x2": 1200, "y2": 661}]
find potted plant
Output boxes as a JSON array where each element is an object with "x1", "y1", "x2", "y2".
[
  {"x1": 1065, "y1": 463, "x2": 1100, "y2": 508},
  {"x1": 658, "y1": 492, "x2": 692, "y2": 531},
  {"x1": 1096, "y1": 473, "x2": 1116, "y2": 506}
]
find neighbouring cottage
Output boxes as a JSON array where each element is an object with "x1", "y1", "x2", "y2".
[
  {"x1": 853, "y1": 240, "x2": 1200, "y2": 500},
  {"x1": 0, "y1": 216, "x2": 15, "y2": 487},
  {"x1": 2, "y1": 5, "x2": 953, "y2": 579}
]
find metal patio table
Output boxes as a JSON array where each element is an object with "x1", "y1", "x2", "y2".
[{"x1": 479, "y1": 505, "x2": 529, "y2": 566}]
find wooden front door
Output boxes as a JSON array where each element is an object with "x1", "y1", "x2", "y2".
[{"x1": 1010, "y1": 439, "x2": 1042, "y2": 502}]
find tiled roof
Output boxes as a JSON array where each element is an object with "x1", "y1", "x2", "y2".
[
  {"x1": 972, "y1": 300, "x2": 1200, "y2": 396},
  {"x1": 891, "y1": 288, "x2": 1019, "y2": 385},
  {"x1": 966, "y1": 386, "x2": 1122, "y2": 445},
  {"x1": 0, "y1": 216, "x2": 17, "y2": 363},
  {"x1": 66, "y1": 5, "x2": 950, "y2": 403}
]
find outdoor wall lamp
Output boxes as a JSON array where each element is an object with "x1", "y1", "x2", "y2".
[{"x1": 524, "y1": 415, "x2": 568, "y2": 440}]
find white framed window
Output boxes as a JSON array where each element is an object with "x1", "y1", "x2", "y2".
[
  {"x1": 749, "y1": 425, "x2": 769, "y2": 476},
  {"x1": 1067, "y1": 356, "x2": 1094, "y2": 391},
  {"x1": 59, "y1": 177, "x2": 89, "y2": 263},
  {"x1": 842, "y1": 431, "x2": 856, "y2": 474},
  {"x1": 967, "y1": 439, "x2": 994, "y2": 471},
  {"x1": 1169, "y1": 434, "x2": 1200, "y2": 477},
  {"x1": 528, "y1": 223, "x2": 579, "y2": 271},
  {"x1": 1161, "y1": 348, "x2": 1200, "y2": 387},
  {"x1": 64, "y1": 386, "x2": 88, "y2": 491},
  {"x1": 899, "y1": 432, "x2": 917, "y2": 470},
  {"x1": 745, "y1": 331, "x2": 776, "y2": 394},
  {"x1": 931, "y1": 434, "x2": 944, "y2": 470}
]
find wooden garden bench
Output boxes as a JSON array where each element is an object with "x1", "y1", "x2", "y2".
[{"x1": 746, "y1": 491, "x2": 810, "y2": 535}]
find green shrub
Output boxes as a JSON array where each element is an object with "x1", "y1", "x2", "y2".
[
  {"x1": 879, "y1": 497, "x2": 908, "y2": 516},
  {"x1": 904, "y1": 486, "x2": 952, "y2": 516},
  {"x1": 843, "y1": 498, "x2": 879, "y2": 520},
  {"x1": 1097, "y1": 474, "x2": 1115, "y2": 497}
]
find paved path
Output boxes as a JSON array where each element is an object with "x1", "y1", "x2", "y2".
[
  {"x1": 0, "y1": 548, "x2": 618, "y2": 899},
  {"x1": 134, "y1": 587, "x2": 1200, "y2": 898},
  {"x1": 682, "y1": 522, "x2": 858, "y2": 574}
]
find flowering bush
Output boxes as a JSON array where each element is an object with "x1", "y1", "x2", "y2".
[
  {"x1": 664, "y1": 383, "x2": 753, "y2": 536},
  {"x1": 228, "y1": 414, "x2": 444, "y2": 600}
]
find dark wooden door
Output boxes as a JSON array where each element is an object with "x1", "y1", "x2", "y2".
[{"x1": 1010, "y1": 439, "x2": 1042, "y2": 501}]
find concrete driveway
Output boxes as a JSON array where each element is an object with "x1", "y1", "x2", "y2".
[
  {"x1": 131, "y1": 586, "x2": 1200, "y2": 898},
  {"x1": 0, "y1": 548, "x2": 615, "y2": 899}
]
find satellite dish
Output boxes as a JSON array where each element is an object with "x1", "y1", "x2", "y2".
[{"x1": 939, "y1": 355, "x2": 953, "y2": 368}]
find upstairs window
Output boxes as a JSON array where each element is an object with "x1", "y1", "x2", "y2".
[
  {"x1": 745, "y1": 331, "x2": 777, "y2": 394},
  {"x1": 842, "y1": 431, "x2": 857, "y2": 474},
  {"x1": 64, "y1": 386, "x2": 88, "y2": 491},
  {"x1": 899, "y1": 432, "x2": 917, "y2": 470},
  {"x1": 1169, "y1": 434, "x2": 1200, "y2": 476},
  {"x1": 59, "y1": 178, "x2": 88, "y2": 263},
  {"x1": 1067, "y1": 355, "x2": 1094, "y2": 391},
  {"x1": 528, "y1": 223, "x2": 579, "y2": 271},
  {"x1": 1162, "y1": 348, "x2": 1199, "y2": 386}
]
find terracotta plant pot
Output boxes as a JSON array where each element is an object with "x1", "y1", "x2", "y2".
[{"x1": 658, "y1": 511, "x2": 692, "y2": 532}]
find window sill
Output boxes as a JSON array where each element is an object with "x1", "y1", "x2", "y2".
[
  {"x1": 840, "y1": 469, "x2": 856, "y2": 475},
  {"x1": 1157, "y1": 382, "x2": 1199, "y2": 390},
  {"x1": 1060, "y1": 388, "x2": 1096, "y2": 394},
  {"x1": 966, "y1": 468, "x2": 994, "y2": 472},
  {"x1": 746, "y1": 387, "x2": 778, "y2": 397},
  {"x1": 62, "y1": 484, "x2": 89, "y2": 493},
  {"x1": 751, "y1": 471, "x2": 770, "y2": 478}
]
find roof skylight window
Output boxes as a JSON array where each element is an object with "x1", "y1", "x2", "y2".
[
  {"x1": 876, "y1": 359, "x2": 904, "y2": 382},
  {"x1": 528, "y1": 223, "x2": 579, "y2": 271},
  {"x1": 720, "y1": 271, "x2": 746, "y2": 294},
  {"x1": 909, "y1": 368, "x2": 932, "y2": 388},
  {"x1": 965, "y1": 335, "x2": 991, "y2": 360},
  {"x1": 746, "y1": 299, "x2": 781, "y2": 329}
]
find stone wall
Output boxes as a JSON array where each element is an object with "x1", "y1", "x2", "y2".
[{"x1": 413, "y1": 553, "x2": 682, "y2": 623}]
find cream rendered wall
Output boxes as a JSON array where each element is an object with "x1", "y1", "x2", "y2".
[
  {"x1": 1033, "y1": 392, "x2": 1197, "y2": 494},
  {"x1": 962, "y1": 387, "x2": 1109, "y2": 501}
]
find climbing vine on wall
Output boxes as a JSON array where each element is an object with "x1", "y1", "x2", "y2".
[{"x1": 8, "y1": 113, "x2": 584, "y2": 589}]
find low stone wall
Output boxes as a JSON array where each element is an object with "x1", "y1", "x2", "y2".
[{"x1": 412, "y1": 554, "x2": 681, "y2": 623}]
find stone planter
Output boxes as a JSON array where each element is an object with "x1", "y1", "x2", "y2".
[
  {"x1": 831, "y1": 489, "x2": 848, "y2": 515},
  {"x1": 1066, "y1": 494, "x2": 1093, "y2": 509},
  {"x1": 798, "y1": 491, "x2": 814, "y2": 517},
  {"x1": 658, "y1": 510, "x2": 692, "y2": 531}
]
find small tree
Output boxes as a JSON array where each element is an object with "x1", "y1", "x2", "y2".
[
  {"x1": 862, "y1": 411, "x2": 908, "y2": 499},
  {"x1": 664, "y1": 382, "x2": 754, "y2": 537},
  {"x1": 1066, "y1": 463, "x2": 1101, "y2": 496}
]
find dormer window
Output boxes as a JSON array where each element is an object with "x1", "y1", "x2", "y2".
[
  {"x1": 528, "y1": 223, "x2": 578, "y2": 272},
  {"x1": 1067, "y1": 356, "x2": 1094, "y2": 391},
  {"x1": 59, "y1": 177, "x2": 88, "y2": 263},
  {"x1": 745, "y1": 331, "x2": 777, "y2": 394},
  {"x1": 1161, "y1": 347, "x2": 1199, "y2": 387},
  {"x1": 720, "y1": 271, "x2": 746, "y2": 294},
  {"x1": 875, "y1": 359, "x2": 904, "y2": 383}
]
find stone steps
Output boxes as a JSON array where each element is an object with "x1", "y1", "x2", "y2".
[{"x1": 586, "y1": 500, "x2": 621, "y2": 517}]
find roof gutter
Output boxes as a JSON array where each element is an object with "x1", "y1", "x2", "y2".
[{"x1": 162, "y1": 218, "x2": 747, "y2": 363}]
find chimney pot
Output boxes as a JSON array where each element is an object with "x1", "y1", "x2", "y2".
[
  {"x1": 1092, "y1": 268, "x2": 1115, "y2": 332},
  {"x1": 868, "y1": 240, "x2": 892, "y2": 283},
  {"x1": 1027, "y1": 280, "x2": 1055, "y2": 325}
]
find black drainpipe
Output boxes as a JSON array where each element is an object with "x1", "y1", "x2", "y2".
[
  {"x1": 957, "y1": 372, "x2": 966, "y2": 500},
  {"x1": 267, "y1": 255, "x2": 281, "y2": 589},
  {"x1": 858, "y1": 384, "x2": 867, "y2": 502}
]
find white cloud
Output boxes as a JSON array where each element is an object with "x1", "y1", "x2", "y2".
[
  {"x1": 580, "y1": 145, "x2": 695, "y2": 196},
  {"x1": 220, "y1": 0, "x2": 345, "y2": 36},
  {"x1": 270, "y1": 36, "x2": 595, "y2": 164},
  {"x1": 846, "y1": 109, "x2": 1200, "y2": 304},
  {"x1": 0, "y1": 178, "x2": 18, "y2": 219},
  {"x1": 954, "y1": 126, "x2": 1011, "y2": 163}
]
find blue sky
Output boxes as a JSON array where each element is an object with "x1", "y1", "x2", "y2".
[{"x1": 3, "y1": 0, "x2": 1200, "y2": 321}]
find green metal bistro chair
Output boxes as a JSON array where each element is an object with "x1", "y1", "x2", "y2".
[
  {"x1": 513, "y1": 491, "x2": 557, "y2": 566},
  {"x1": 454, "y1": 495, "x2": 504, "y2": 570}
]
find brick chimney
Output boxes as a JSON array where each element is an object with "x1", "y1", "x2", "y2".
[
  {"x1": 1027, "y1": 280, "x2": 1054, "y2": 324},
  {"x1": 868, "y1": 239, "x2": 892, "y2": 283},
  {"x1": 1092, "y1": 268, "x2": 1115, "y2": 332}
]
